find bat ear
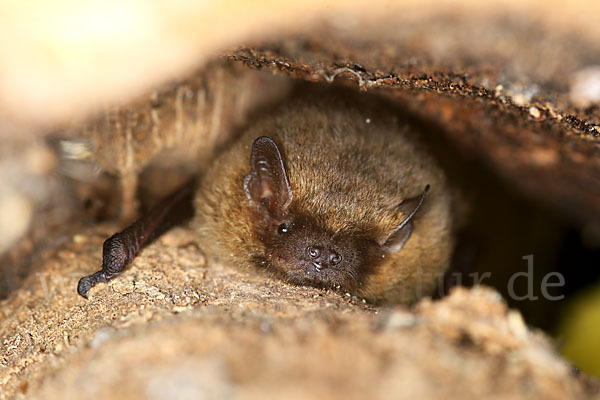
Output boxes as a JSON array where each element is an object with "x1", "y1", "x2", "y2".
[
  {"x1": 379, "y1": 185, "x2": 430, "y2": 253},
  {"x1": 244, "y1": 136, "x2": 293, "y2": 220}
]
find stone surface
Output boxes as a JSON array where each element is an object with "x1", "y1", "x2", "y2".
[
  {"x1": 224, "y1": 16, "x2": 600, "y2": 227},
  {"x1": 1, "y1": 226, "x2": 598, "y2": 399}
]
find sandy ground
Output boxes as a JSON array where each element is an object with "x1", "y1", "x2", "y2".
[{"x1": 1, "y1": 226, "x2": 598, "y2": 399}]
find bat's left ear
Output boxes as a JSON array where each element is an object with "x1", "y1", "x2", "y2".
[
  {"x1": 379, "y1": 185, "x2": 430, "y2": 253},
  {"x1": 244, "y1": 136, "x2": 293, "y2": 220}
]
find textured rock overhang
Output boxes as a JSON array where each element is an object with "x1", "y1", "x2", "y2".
[{"x1": 2, "y1": 0, "x2": 598, "y2": 226}]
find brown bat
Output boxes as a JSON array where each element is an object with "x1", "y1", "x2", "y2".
[{"x1": 78, "y1": 95, "x2": 453, "y2": 304}]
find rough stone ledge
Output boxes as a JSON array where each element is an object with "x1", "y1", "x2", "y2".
[{"x1": 1, "y1": 226, "x2": 597, "y2": 399}]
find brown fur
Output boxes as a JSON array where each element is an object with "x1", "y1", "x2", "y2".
[{"x1": 193, "y1": 96, "x2": 453, "y2": 304}]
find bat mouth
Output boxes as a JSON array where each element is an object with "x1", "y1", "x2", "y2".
[
  {"x1": 312, "y1": 261, "x2": 327, "y2": 271},
  {"x1": 279, "y1": 260, "x2": 357, "y2": 292}
]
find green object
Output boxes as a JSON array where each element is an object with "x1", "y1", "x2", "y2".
[{"x1": 558, "y1": 284, "x2": 600, "y2": 377}]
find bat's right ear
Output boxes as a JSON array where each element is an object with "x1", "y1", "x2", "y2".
[{"x1": 243, "y1": 136, "x2": 293, "y2": 220}]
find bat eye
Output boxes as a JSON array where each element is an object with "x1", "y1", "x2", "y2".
[
  {"x1": 278, "y1": 223, "x2": 289, "y2": 235},
  {"x1": 329, "y1": 252, "x2": 342, "y2": 265},
  {"x1": 307, "y1": 246, "x2": 321, "y2": 259}
]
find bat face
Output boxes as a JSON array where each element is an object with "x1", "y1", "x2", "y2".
[
  {"x1": 243, "y1": 135, "x2": 426, "y2": 294},
  {"x1": 254, "y1": 213, "x2": 382, "y2": 291}
]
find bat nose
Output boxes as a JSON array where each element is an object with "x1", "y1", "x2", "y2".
[{"x1": 307, "y1": 245, "x2": 342, "y2": 271}]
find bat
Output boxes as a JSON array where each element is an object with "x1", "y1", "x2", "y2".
[{"x1": 78, "y1": 94, "x2": 453, "y2": 304}]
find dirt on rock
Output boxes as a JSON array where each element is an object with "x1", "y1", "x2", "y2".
[
  {"x1": 224, "y1": 16, "x2": 600, "y2": 227},
  {"x1": 1, "y1": 226, "x2": 598, "y2": 399}
]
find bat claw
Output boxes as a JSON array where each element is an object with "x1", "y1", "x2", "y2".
[{"x1": 77, "y1": 270, "x2": 106, "y2": 299}]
